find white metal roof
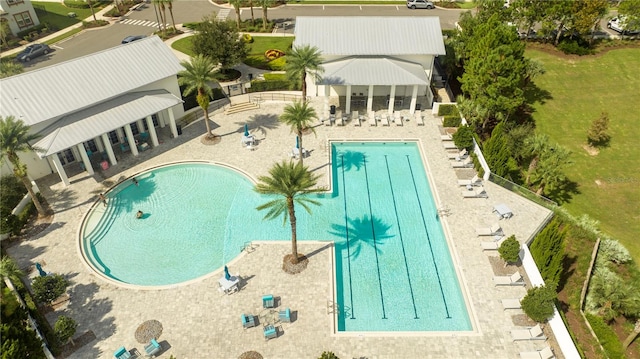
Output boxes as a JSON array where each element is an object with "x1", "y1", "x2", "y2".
[
  {"x1": 0, "y1": 36, "x2": 183, "y2": 126},
  {"x1": 320, "y1": 57, "x2": 428, "y2": 86},
  {"x1": 34, "y1": 90, "x2": 182, "y2": 157},
  {"x1": 293, "y1": 16, "x2": 446, "y2": 56}
]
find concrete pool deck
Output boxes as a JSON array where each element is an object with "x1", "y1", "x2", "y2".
[{"x1": 7, "y1": 99, "x2": 557, "y2": 358}]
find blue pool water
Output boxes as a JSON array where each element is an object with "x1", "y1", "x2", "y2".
[{"x1": 81, "y1": 142, "x2": 471, "y2": 331}]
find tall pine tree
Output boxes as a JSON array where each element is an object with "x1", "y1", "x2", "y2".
[{"x1": 530, "y1": 218, "x2": 566, "y2": 285}]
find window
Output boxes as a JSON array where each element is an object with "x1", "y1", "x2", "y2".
[
  {"x1": 108, "y1": 130, "x2": 119, "y2": 144},
  {"x1": 143, "y1": 114, "x2": 160, "y2": 131},
  {"x1": 6, "y1": 0, "x2": 25, "y2": 5},
  {"x1": 84, "y1": 140, "x2": 98, "y2": 152},
  {"x1": 14, "y1": 12, "x2": 33, "y2": 29},
  {"x1": 57, "y1": 149, "x2": 76, "y2": 165},
  {"x1": 130, "y1": 123, "x2": 140, "y2": 136}
]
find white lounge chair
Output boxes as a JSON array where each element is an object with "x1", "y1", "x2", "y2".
[
  {"x1": 415, "y1": 110, "x2": 424, "y2": 126},
  {"x1": 501, "y1": 298, "x2": 523, "y2": 310},
  {"x1": 458, "y1": 174, "x2": 481, "y2": 186},
  {"x1": 336, "y1": 112, "x2": 345, "y2": 126},
  {"x1": 394, "y1": 112, "x2": 403, "y2": 126},
  {"x1": 520, "y1": 346, "x2": 554, "y2": 359},
  {"x1": 512, "y1": 324, "x2": 546, "y2": 341},
  {"x1": 493, "y1": 272, "x2": 525, "y2": 286},
  {"x1": 447, "y1": 148, "x2": 468, "y2": 160},
  {"x1": 462, "y1": 187, "x2": 488, "y2": 198},
  {"x1": 451, "y1": 157, "x2": 472, "y2": 168},
  {"x1": 481, "y1": 236, "x2": 506, "y2": 250},
  {"x1": 380, "y1": 114, "x2": 390, "y2": 126},
  {"x1": 368, "y1": 111, "x2": 376, "y2": 126},
  {"x1": 476, "y1": 224, "x2": 503, "y2": 236},
  {"x1": 441, "y1": 134, "x2": 453, "y2": 141},
  {"x1": 352, "y1": 111, "x2": 360, "y2": 126}
]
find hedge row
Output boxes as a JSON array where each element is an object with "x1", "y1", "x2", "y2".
[
  {"x1": 248, "y1": 79, "x2": 296, "y2": 92},
  {"x1": 438, "y1": 103, "x2": 459, "y2": 117},
  {"x1": 443, "y1": 115, "x2": 461, "y2": 127},
  {"x1": 585, "y1": 313, "x2": 625, "y2": 359}
]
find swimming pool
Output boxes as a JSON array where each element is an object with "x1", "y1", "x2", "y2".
[{"x1": 80, "y1": 142, "x2": 471, "y2": 331}]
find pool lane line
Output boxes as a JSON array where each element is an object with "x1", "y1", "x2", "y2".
[
  {"x1": 384, "y1": 156, "x2": 419, "y2": 320},
  {"x1": 362, "y1": 154, "x2": 387, "y2": 320},
  {"x1": 340, "y1": 154, "x2": 356, "y2": 320},
  {"x1": 405, "y1": 156, "x2": 451, "y2": 319}
]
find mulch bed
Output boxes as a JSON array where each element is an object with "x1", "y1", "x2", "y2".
[
  {"x1": 200, "y1": 133, "x2": 222, "y2": 145},
  {"x1": 239, "y1": 351, "x2": 263, "y2": 359},
  {"x1": 282, "y1": 254, "x2": 308, "y2": 274},
  {"x1": 57, "y1": 330, "x2": 96, "y2": 359}
]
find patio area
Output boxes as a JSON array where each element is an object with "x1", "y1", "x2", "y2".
[{"x1": 6, "y1": 98, "x2": 557, "y2": 358}]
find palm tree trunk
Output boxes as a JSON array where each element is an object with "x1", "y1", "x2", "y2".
[
  {"x1": 262, "y1": 6, "x2": 268, "y2": 30},
  {"x1": 161, "y1": 4, "x2": 168, "y2": 33},
  {"x1": 288, "y1": 197, "x2": 298, "y2": 263},
  {"x1": 88, "y1": 0, "x2": 97, "y2": 22},
  {"x1": 297, "y1": 129, "x2": 304, "y2": 167},
  {"x1": 249, "y1": 0, "x2": 254, "y2": 24},
  {"x1": 19, "y1": 175, "x2": 46, "y2": 217},
  {"x1": 235, "y1": 8, "x2": 241, "y2": 30},
  {"x1": 525, "y1": 157, "x2": 538, "y2": 185},
  {"x1": 554, "y1": 21, "x2": 564, "y2": 46},
  {"x1": 301, "y1": 71, "x2": 307, "y2": 103},
  {"x1": 168, "y1": 3, "x2": 176, "y2": 30}
]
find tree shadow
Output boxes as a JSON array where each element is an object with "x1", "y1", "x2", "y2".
[
  {"x1": 557, "y1": 254, "x2": 577, "y2": 292},
  {"x1": 524, "y1": 83, "x2": 553, "y2": 106},
  {"x1": 329, "y1": 215, "x2": 393, "y2": 260},
  {"x1": 334, "y1": 150, "x2": 366, "y2": 172},
  {"x1": 546, "y1": 177, "x2": 580, "y2": 205}
]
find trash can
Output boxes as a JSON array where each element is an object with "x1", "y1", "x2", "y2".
[
  {"x1": 177, "y1": 125, "x2": 182, "y2": 136},
  {"x1": 416, "y1": 104, "x2": 421, "y2": 111},
  {"x1": 248, "y1": 73, "x2": 253, "y2": 81},
  {"x1": 330, "y1": 105, "x2": 336, "y2": 115}
]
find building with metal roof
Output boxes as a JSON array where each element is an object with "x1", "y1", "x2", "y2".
[
  {"x1": 294, "y1": 16, "x2": 446, "y2": 118},
  {"x1": 0, "y1": 36, "x2": 185, "y2": 186}
]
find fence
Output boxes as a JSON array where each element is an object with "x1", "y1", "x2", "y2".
[
  {"x1": 489, "y1": 173, "x2": 557, "y2": 209},
  {"x1": 249, "y1": 92, "x2": 304, "y2": 104}
]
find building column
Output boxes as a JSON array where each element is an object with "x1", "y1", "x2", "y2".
[
  {"x1": 409, "y1": 85, "x2": 419, "y2": 114},
  {"x1": 387, "y1": 85, "x2": 396, "y2": 114},
  {"x1": 323, "y1": 85, "x2": 330, "y2": 120},
  {"x1": 94, "y1": 136, "x2": 104, "y2": 152},
  {"x1": 124, "y1": 124, "x2": 139, "y2": 156},
  {"x1": 101, "y1": 133, "x2": 117, "y2": 165},
  {"x1": 136, "y1": 119, "x2": 144, "y2": 133},
  {"x1": 146, "y1": 115, "x2": 159, "y2": 147},
  {"x1": 366, "y1": 85, "x2": 374, "y2": 113},
  {"x1": 77, "y1": 144, "x2": 94, "y2": 175},
  {"x1": 50, "y1": 154, "x2": 70, "y2": 187},
  {"x1": 345, "y1": 85, "x2": 352, "y2": 114},
  {"x1": 167, "y1": 108, "x2": 178, "y2": 138}
]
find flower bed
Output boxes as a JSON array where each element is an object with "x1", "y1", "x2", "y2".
[{"x1": 264, "y1": 49, "x2": 285, "y2": 61}]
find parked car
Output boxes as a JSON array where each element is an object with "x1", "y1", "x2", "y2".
[
  {"x1": 16, "y1": 43, "x2": 51, "y2": 62},
  {"x1": 607, "y1": 17, "x2": 640, "y2": 35},
  {"x1": 121, "y1": 35, "x2": 146, "y2": 44},
  {"x1": 407, "y1": 0, "x2": 434, "y2": 9},
  {"x1": 519, "y1": 29, "x2": 537, "y2": 39}
]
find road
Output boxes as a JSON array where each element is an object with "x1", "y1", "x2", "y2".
[{"x1": 20, "y1": 2, "x2": 464, "y2": 70}]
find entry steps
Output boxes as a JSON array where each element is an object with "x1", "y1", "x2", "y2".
[{"x1": 224, "y1": 102, "x2": 260, "y2": 115}]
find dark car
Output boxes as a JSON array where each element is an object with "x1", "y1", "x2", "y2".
[
  {"x1": 16, "y1": 43, "x2": 51, "y2": 62},
  {"x1": 122, "y1": 35, "x2": 147, "y2": 44}
]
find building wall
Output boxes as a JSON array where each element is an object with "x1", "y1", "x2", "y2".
[{"x1": 0, "y1": 0, "x2": 40, "y2": 36}]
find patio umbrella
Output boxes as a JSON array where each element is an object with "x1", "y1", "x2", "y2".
[
  {"x1": 135, "y1": 319, "x2": 162, "y2": 344},
  {"x1": 35, "y1": 263, "x2": 47, "y2": 277},
  {"x1": 224, "y1": 265, "x2": 231, "y2": 280},
  {"x1": 295, "y1": 136, "x2": 299, "y2": 149},
  {"x1": 244, "y1": 124, "x2": 249, "y2": 137}
]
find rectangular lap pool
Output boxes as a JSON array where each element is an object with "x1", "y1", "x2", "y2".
[{"x1": 330, "y1": 141, "x2": 472, "y2": 332}]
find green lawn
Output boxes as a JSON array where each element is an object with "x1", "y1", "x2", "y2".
[
  {"x1": 527, "y1": 48, "x2": 640, "y2": 263},
  {"x1": 32, "y1": 2, "x2": 98, "y2": 30}
]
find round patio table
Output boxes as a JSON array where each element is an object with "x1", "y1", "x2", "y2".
[{"x1": 135, "y1": 319, "x2": 163, "y2": 344}]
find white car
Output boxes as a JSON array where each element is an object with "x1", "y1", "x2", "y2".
[
  {"x1": 407, "y1": 0, "x2": 434, "y2": 9},
  {"x1": 607, "y1": 17, "x2": 640, "y2": 35}
]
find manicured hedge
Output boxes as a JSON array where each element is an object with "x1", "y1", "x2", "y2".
[
  {"x1": 443, "y1": 115, "x2": 461, "y2": 127},
  {"x1": 248, "y1": 79, "x2": 295, "y2": 92},
  {"x1": 585, "y1": 313, "x2": 625, "y2": 359},
  {"x1": 437, "y1": 103, "x2": 459, "y2": 117}
]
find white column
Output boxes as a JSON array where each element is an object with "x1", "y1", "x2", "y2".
[
  {"x1": 367, "y1": 85, "x2": 374, "y2": 113},
  {"x1": 77, "y1": 144, "x2": 94, "y2": 175},
  {"x1": 124, "y1": 124, "x2": 139, "y2": 156},
  {"x1": 136, "y1": 119, "x2": 144, "y2": 133},
  {"x1": 168, "y1": 108, "x2": 178, "y2": 138},
  {"x1": 345, "y1": 85, "x2": 352, "y2": 114},
  {"x1": 388, "y1": 85, "x2": 396, "y2": 114},
  {"x1": 101, "y1": 133, "x2": 117, "y2": 165},
  {"x1": 50, "y1": 154, "x2": 70, "y2": 187},
  {"x1": 409, "y1": 85, "x2": 419, "y2": 114},
  {"x1": 323, "y1": 85, "x2": 330, "y2": 119},
  {"x1": 116, "y1": 128, "x2": 125, "y2": 143},
  {"x1": 146, "y1": 115, "x2": 159, "y2": 147},
  {"x1": 94, "y1": 136, "x2": 104, "y2": 152}
]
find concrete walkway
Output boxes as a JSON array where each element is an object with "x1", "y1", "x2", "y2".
[{"x1": 7, "y1": 98, "x2": 557, "y2": 358}]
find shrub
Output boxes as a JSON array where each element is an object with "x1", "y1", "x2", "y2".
[
  {"x1": 521, "y1": 284, "x2": 557, "y2": 323},
  {"x1": 242, "y1": 33, "x2": 253, "y2": 43},
  {"x1": 557, "y1": 40, "x2": 594, "y2": 56},
  {"x1": 587, "y1": 112, "x2": 610, "y2": 147},
  {"x1": 182, "y1": 22, "x2": 200, "y2": 30},
  {"x1": 264, "y1": 49, "x2": 285, "y2": 60},
  {"x1": 597, "y1": 239, "x2": 631, "y2": 265},
  {"x1": 1, "y1": 175, "x2": 26, "y2": 214},
  {"x1": 442, "y1": 115, "x2": 461, "y2": 127},
  {"x1": 437, "y1": 104, "x2": 459, "y2": 117},
  {"x1": 268, "y1": 57, "x2": 286, "y2": 71},
  {"x1": 32, "y1": 274, "x2": 69, "y2": 304},
  {"x1": 452, "y1": 125, "x2": 474, "y2": 150},
  {"x1": 498, "y1": 235, "x2": 520, "y2": 264},
  {"x1": 64, "y1": 0, "x2": 90, "y2": 8},
  {"x1": 319, "y1": 352, "x2": 340, "y2": 359},
  {"x1": 248, "y1": 80, "x2": 295, "y2": 92},
  {"x1": 585, "y1": 313, "x2": 625, "y2": 359},
  {"x1": 530, "y1": 218, "x2": 566, "y2": 285},
  {"x1": 54, "y1": 316, "x2": 77, "y2": 345}
]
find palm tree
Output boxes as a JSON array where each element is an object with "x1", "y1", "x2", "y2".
[
  {"x1": 0, "y1": 256, "x2": 24, "y2": 283},
  {"x1": 166, "y1": 0, "x2": 177, "y2": 31},
  {"x1": 524, "y1": 133, "x2": 550, "y2": 185},
  {"x1": 285, "y1": 45, "x2": 324, "y2": 103},
  {"x1": 178, "y1": 55, "x2": 218, "y2": 140},
  {"x1": 279, "y1": 101, "x2": 317, "y2": 166},
  {"x1": 229, "y1": 0, "x2": 242, "y2": 30},
  {"x1": 0, "y1": 116, "x2": 47, "y2": 217},
  {"x1": 255, "y1": 161, "x2": 322, "y2": 265},
  {"x1": 152, "y1": 0, "x2": 166, "y2": 35},
  {"x1": 529, "y1": 145, "x2": 571, "y2": 196},
  {"x1": 249, "y1": 0, "x2": 255, "y2": 24},
  {"x1": 256, "y1": 0, "x2": 273, "y2": 31}
]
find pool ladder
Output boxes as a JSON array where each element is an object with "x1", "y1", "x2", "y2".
[
  {"x1": 241, "y1": 241, "x2": 257, "y2": 253},
  {"x1": 327, "y1": 299, "x2": 340, "y2": 315}
]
